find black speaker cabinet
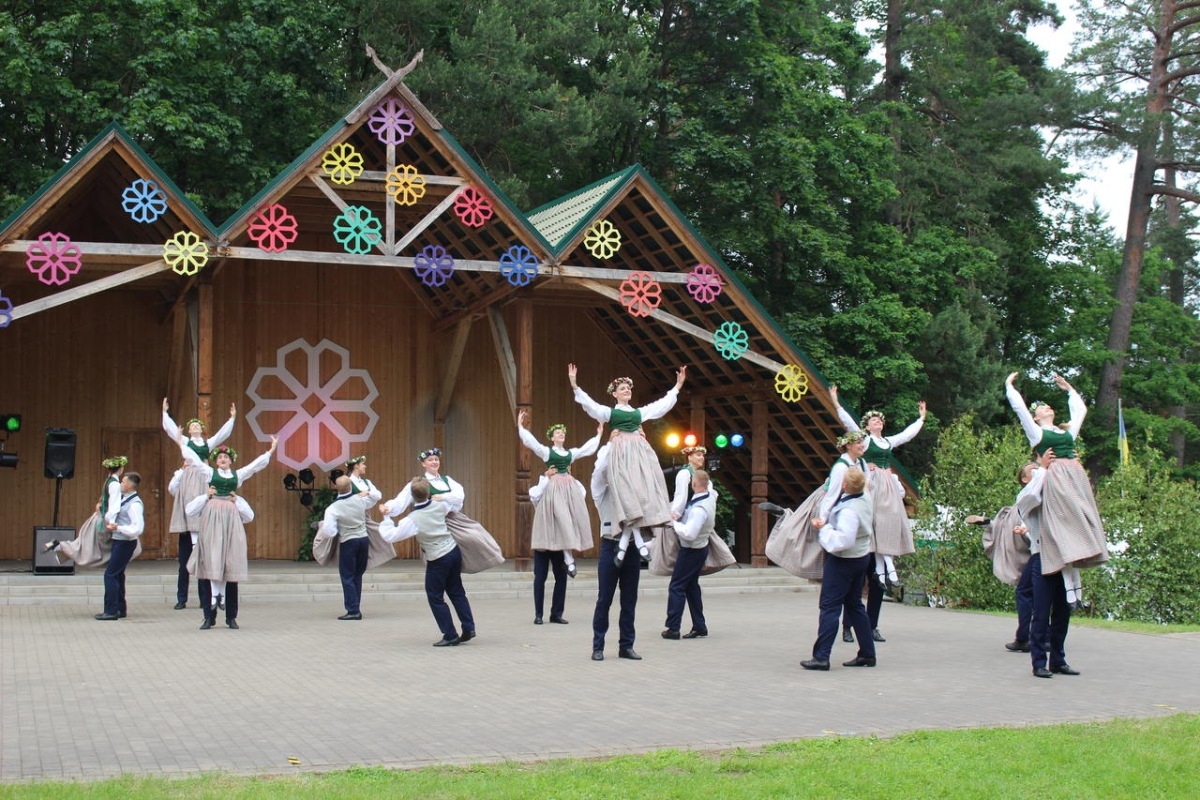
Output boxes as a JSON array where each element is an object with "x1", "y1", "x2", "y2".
[
  {"x1": 44, "y1": 428, "x2": 77, "y2": 479},
  {"x1": 33, "y1": 526, "x2": 76, "y2": 575}
]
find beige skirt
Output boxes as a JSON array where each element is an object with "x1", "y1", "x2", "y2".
[
  {"x1": 170, "y1": 464, "x2": 210, "y2": 533},
  {"x1": 532, "y1": 474, "x2": 594, "y2": 552},
  {"x1": 447, "y1": 511, "x2": 505, "y2": 574},
  {"x1": 764, "y1": 487, "x2": 826, "y2": 580},
  {"x1": 870, "y1": 469, "x2": 915, "y2": 556},
  {"x1": 605, "y1": 432, "x2": 672, "y2": 531},
  {"x1": 982, "y1": 505, "x2": 1030, "y2": 586},
  {"x1": 1039, "y1": 459, "x2": 1108, "y2": 574},
  {"x1": 649, "y1": 527, "x2": 737, "y2": 576},
  {"x1": 194, "y1": 498, "x2": 248, "y2": 583},
  {"x1": 312, "y1": 516, "x2": 398, "y2": 570},
  {"x1": 55, "y1": 511, "x2": 143, "y2": 568}
]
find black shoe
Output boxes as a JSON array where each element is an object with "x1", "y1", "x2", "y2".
[
  {"x1": 801, "y1": 659, "x2": 830, "y2": 671},
  {"x1": 226, "y1": 619, "x2": 239, "y2": 629},
  {"x1": 1033, "y1": 667, "x2": 1054, "y2": 678},
  {"x1": 842, "y1": 656, "x2": 876, "y2": 667},
  {"x1": 433, "y1": 636, "x2": 460, "y2": 647},
  {"x1": 618, "y1": 648, "x2": 642, "y2": 660},
  {"x1": 173, "y1": 601, "x2": 187, "y2": 610},
  {"x1": 216, "y1": 594, "x2": 225, "y2": 610},
  {"x1": 117, "y1": 610, "x2": 127, "y2": 619},
  {"x1": 534, "y1": 615, "x2": 544, "y2": 625},
  {"x1": 93, "y1": 613, "x2": 119, "y2": 621},
  {"x1": 1005, "y1": 639, "x2": 1030, "y2": 653},
  {"x1": 758, "y1": 502, "x2": 786, "y2": 516},
  {"x1": 661, "y1": 629, "x2": 681, "y2": 640},
  {"x1": 338, "y1": 612, "x2": 362, "y2": 620},
  {"x1": 458, "y1": 630, "x2": 476, "y2": 644},
  {"x1": 549, "y1": 616, "x2": 569, "y2": 624},
  {"x1": 592, "y1": 649, "x2": 604, "y2": 661},
  {"x1": 842, "y1": 627, "x2": 854, "y2": 643},
  {"x1": 43, "y1": 539, "x2": 60, "y2": 553},
  {"x1": 199, "y1": 618, "x2": 215, "y2": 630},
  {"x1": 567, "y1": 564, "x2": 577, "y2": 578},
  {"x1": 1051, "y1": 664, "x2": 1080, "y2": 675},
  {"x1": 682, "y1": 629, "x2": 708, "y2": 639},
  {"x1": 872, "y1": 629, "x2": 886, "y2": 643}
]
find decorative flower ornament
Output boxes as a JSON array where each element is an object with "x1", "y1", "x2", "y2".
[
  {"x1": 545, "y1": 423, "x2": 567, "y2": 439},
  {"x1": 121, "y1": 179, "x2": 168, "y2": 223},
  {"x1": 26, "y1": 232, "x2": 83, "y2": 286},
  {"x1": 453, "y1": 186, "x2": 494, "y2": 228},
  {"x1": 774, "y1": 364, "x2": 809, "y2": 402},
  {"x1": 387, "y1": 164, "x2": 426, "y2": 206},
  {"x1": 686, "y1": 263, "x2": 724, "y2": 304},
  {"x1": 713, "y1": 321, "x2": 749, "y2": 360},
  {"x1": 583, "y1": 220, "x2": 622, "y2": 259},
  {"x1": 332, "y1": 206, "x2": 382, "y2": 255},
  {"x1": 618, "y1": 271, "x2": 662, "y2": 318},
  {"x1": 0, "y1": 292, "x2": 13, "y2": 328},
  {"x1": 208, "y1": 444, "x2": 238, "y2": 463},
  {"x1": 500, "y1": 245, "x2": 539, "y2": 287},
  {"x1": 606, "y1": 377, "x2": 633, "y2": 395},
  {"x1": 861, "y1": 410, "x2": 886, "y2": 427},
  {"x1": 414, "y1": 244, "x2": 455, "y2": 288},
  {"x1": 321, "y1": 143, "x2": 364, "y2": 185},
  {"x1": 368, "y1": 98, "x2": 416, "y2": 145},
  {"x1": 837, "y1": 430, "x2": 866, "y2": 450},
  {"x1": 163, "y1": 231, "x2": 209, "y2": 276},
  {"x1": 418, "y1": 447, "x2": 441, "y2": 462},
  {"x1": 247, "y1": 204, "x2": 299, "y2": 253}
]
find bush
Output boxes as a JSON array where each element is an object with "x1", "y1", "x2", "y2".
[{"x1": 295, "y1": 486, "x2": 337, "y2": 561}]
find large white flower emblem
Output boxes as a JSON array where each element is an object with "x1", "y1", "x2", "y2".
[{"x1": 245, "y1": 338, "x2": 379, "y2": 471}]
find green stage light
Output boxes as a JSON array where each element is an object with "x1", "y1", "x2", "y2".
[
  {"x1": 1, "y1": 414, "x2": 20, "y2": 433},
  {"x1": 714, "y1": 433, "x2": 728, "y2": 448}
]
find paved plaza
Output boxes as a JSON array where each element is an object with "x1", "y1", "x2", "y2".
[{"x1": 2, "y1": 561, "x2": 1199, "y2": 783}]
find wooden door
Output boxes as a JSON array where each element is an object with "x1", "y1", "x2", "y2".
[{"x1": 101, "y1": 428, "x2": 165, "y2": 558}]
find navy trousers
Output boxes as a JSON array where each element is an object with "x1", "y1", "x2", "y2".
[
  {"x1": 814, "y1": 552, "x2": 874, "y2": 662},
  {"x1": 842, "y1": 551, "x2": 883, "y2": 631},
  {"x1": 1014, "y1": 557, "x2": 1034, "y2": 644},
  {"x1": 532, "y1": 549, "x2": 567, "y2": 619},
  {"x1": 198, "y1": 579, "x2": 239, "y2": 622},
  {"x1": 664, "y1": 543, "x2": 708, "y2": 633},
  {"x1": 425, "y1": 546, "x2": 474, "y2": 639},
  {"x1": 103, "y1": 539, "x2": 137, "y2": 616},
  {"x1": 338, "y1": 536, "x2": 370, "y2": 614},
  {"x1": 592, "y1": 537, "x2": 641, "y2": 652},
  {"x1": 176, "y1": 532, "x2": 194, "y2": 605},
  {"x1": 1029, "y1": 553, "x2": 1071, "y2": 670}
]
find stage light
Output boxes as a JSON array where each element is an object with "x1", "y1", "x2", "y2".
[
  {"x1": 714, "y1": 433, "x2": 728, "y2": 448},
  {"x1": 664, "y1": 432, "x2": 681, "y2": 449},
  {"x1": 683, "y1": 433, "x2": 697, "y2": 448},
  {"x1": 300, "y1": 489, "x2": 314, "y2": 507},
  {"x1": 1, "y1": 414, "x2": 20, "y2": 433},
  {"x1": 283, "y1": 474, "x2": 298, "y2": 490},
  {"x1": 730, "y1": 433, "x2": 745, "y2": 448},
  {"x1": 0, "y1": 451, "x2": 17, "y2": 468},
  {"x1": 298, "y1": 468, "x2": 315, "y2": 485}
]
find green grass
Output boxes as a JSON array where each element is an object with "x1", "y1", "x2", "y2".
[{"x1": 3, "y1": 715, "x2": 1198, "y2": 799}]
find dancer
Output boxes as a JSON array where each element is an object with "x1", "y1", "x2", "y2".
[
  {"x1": 45, "y1": 456, "x2": 142, "y2": 572},
  {"x1": 94, "y1": 472, "x2": 145, "y2": 621},
  {"x1": 162, "y1": 398, "x2": 236, "y2": 610},
  {"x1": 830, "y1": 386, "x2": 925, "y2": 589},
  {"x1": 568, "y1": 363, "x2": 686, "y2": 566},
  {"x1": 652, "y1": 443, "x2": 736, "y2": 582},
  {"x1": 317, "y1": 475, "x2": 378, "y2": 620},
  {"x1": 670, "y1": 445, "x2": 708, "y2": 519},
  {"x1": 311, "y1": 455, "x2": 397, "y2": 573},
  {"x1": 517, "y1": 410, "x2": 603, "y2": 624},
  {"x1": 661, "y1": 469, "x2": 717, "y2": 640},
  {"x1": 182, "y1": 436, "x2": 277, "y2": 629},
  {"x1": 589, "y1": 443, "x2": 643, "y2": 661},
  {"x1": 380, "y1": 477, "x2": 476, "y2": 647}
]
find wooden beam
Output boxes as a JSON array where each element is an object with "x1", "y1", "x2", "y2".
[
  {"x1": 394, "y1": 186, "x2": 465, "y2": 254},
  {"x1": 750, "y1": 393, "x2": 769, "y2": 567},
  {"x1": 488, "y1": 306, "x2": 518, "y2": 413},
  {"x1": 429, "y1": 284, "x2": 518, "y2": 335},
  {"x1": 196, "y1": 283, "x2": 214, "y2": 427},
  {"x1": 9, "y1": 260, "x2": 169, "y2": 321},
  {"x1": 513, "y1": 299, "x2": 534, "y2": 570},
  {"x1": 307, "y1": 174, "x2": 392, "y2": 258},
  {"x1": 434, "y1": 317, "x2": 473, "y2": 424}
]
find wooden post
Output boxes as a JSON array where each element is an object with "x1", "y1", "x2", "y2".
[
  {"x1": 514, "y1": 299, "x2": 534, "y2": 572},
  {"x1": 196, "y1": 283, "x2": 214, "y2": 428},
  {"x1": 750, "y1": 392, "x2": 769, "y2": 566}
]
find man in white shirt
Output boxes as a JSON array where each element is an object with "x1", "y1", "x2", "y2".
[
  {"x1": 662, "y1": 469, "x2": 717, "y2": 640},
  {"x1": 319, "y1": 476, "x2": 376, "y2": 620},
  {"x1": 96, "y1": 472, "x2": 144, "y2": 621}
]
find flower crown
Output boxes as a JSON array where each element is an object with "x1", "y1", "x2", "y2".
[
  {"x1": 545, "y1": 423, "x2": 567, "y2": 439},
  {"x1": 418, "y1": 447, "x2": 441, "y2": 462},
  {"x1": 1029, "y1": 400, "x2": 1049, "y2": 414},
  {"x1": 345, "y1": 455, "x2": 366, "y2": 470},
  {"x1": 185, "y1": 418, "x2": 205, "y2": 431},
  {"x1": 860, "y1": 410, "x2": 886, "y2": 427},
  {"x1": 837, "y1": 431, "x2": 866, "y2": 450},
  {"x1": 606, "y1": 377, "x2": 633, "y2": 395},
  {"x1": 101, "y1": 455, "x2": 128, "y2": 470},
  {"x1": 209, "y1": 445, "x2": 238, "y2": 463},
  {"x1": 681, "y1": 445, "x2": 707, "y2": 456}
]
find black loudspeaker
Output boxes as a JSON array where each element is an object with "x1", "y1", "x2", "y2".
[
  {"x1": 33, "y1": 526, "x2": 76, "y2": 575},
  {"x1": 44, "y1": 428, "x2": 77, "y2": 479}
]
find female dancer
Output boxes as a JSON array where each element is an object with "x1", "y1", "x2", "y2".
[
  {"x1": 830, "y1": 386, "x2": 925, "y2": 588},
  {"x1": 568, "y1": 363, "x2": 686, "y2": 565},
  {"x1": 344, "y1": 455, "x2": 396, "y2": 569},
  {"x1": 162, "y1": 398, "x2": 236, "y2": 610},
  {"x1": 45, "y1": 456, "x2": 140, "y2": 569},
  {"x1": 517, "y1": 411, "x2": 603, "y2": 603},
  {"x1": 182, "y1": 436, "x2": 277, "y2": 629}
]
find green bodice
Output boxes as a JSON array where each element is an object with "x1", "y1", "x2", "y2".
[
  {"x1": 546, "y1": 449, "x2": 573, "y2": 473},
  {"x1": 209, "y1": 470, "x2": 238, "y2": 497},
  {"x1": 609, "y1": 407, "x2": 643, "y2": 433},
  {"x1": 187, "y1": 439, "x2": 210, "y2": 461},
  {"x1": 863, "y1": 438, "x2": 895, "y2": 469},
  {"x1": 1036, "y1": 427, "x2": 1076, "y2": 459}
]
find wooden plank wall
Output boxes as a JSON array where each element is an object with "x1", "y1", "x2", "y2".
[{"x1": 0, "y1": 263, "x2": 653, "y2": 561}]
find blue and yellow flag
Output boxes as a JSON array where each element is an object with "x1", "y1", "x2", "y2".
[{"x1": 1118, "y1": 399, "x2": 1130, "y2": 466}]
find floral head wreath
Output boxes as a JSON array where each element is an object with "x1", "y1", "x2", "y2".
[
  {"x1": 208, "y1": 444, "x2": 238, "y2": 463},
  {"x1": 185, "y1": 418, "x2": 205, "y2": 432},
  {"x1": 836, "y1": 431, "x2": 866, "y2": 450},
  {"x1": 681, "y1": 445, "x2": 707, "y2": 456},
  {"x1": 101, "y1": 455, "x2": 128, "y2": 470},
  {"x1": 860, "y1": 410, "x2": 886, "y2": 427},
  {"x1": 1028, "y1": 400, "x2": 1049, "y2": 414},
  {"x1": 546, "y1": 423, "x2": 567, "y2": 439},
  {"x1": 418, "y1": 447, "x2": 441, "y2": 462},
  {"x1": 606, "y1": 377, "x2": 633, "y2": 395},
  {"x1": 345, "y1": 455, "x2": 366, "y2": 470}
]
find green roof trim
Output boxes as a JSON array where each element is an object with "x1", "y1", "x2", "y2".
[
  {"x1": 1, "y1": 121, "x2": 218, "y2": 237},
  {"x1": 526, "y1": 166, "x2": 639, "y2": 253}
]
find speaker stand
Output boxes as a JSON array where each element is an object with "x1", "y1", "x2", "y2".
[{"x1": 52, "y1": 476, "x2": 63, "y2": 528}]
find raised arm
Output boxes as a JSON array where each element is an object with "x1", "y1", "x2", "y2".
[
  {"x1": 235, "y1": 437, "x2": 278, "y2": 485},
  {"x1": 1004, "y1": 372, "x2": 1042, "y2": 446},
  {"x1": 162, "y1": 398, "x2": 182, "y2": 441},
  {"x1": 1055, "y1": 375, "x2": 1087, "y2": 439},
  {"x1": 886, "y1": 402, "x2": 927, "y2": 448},
  {"x1": 569, "y1": 423, "x2": 605, "y2": 460},
  {"x1": 516, "y1": 410, "x2": 551, "y2": 461},
  {"x1": 830, "y1": 385, "x2": 861, "y2": 433},
  {"x1": 207, "y1": 403, "x2": 237, "y2": 447}
]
